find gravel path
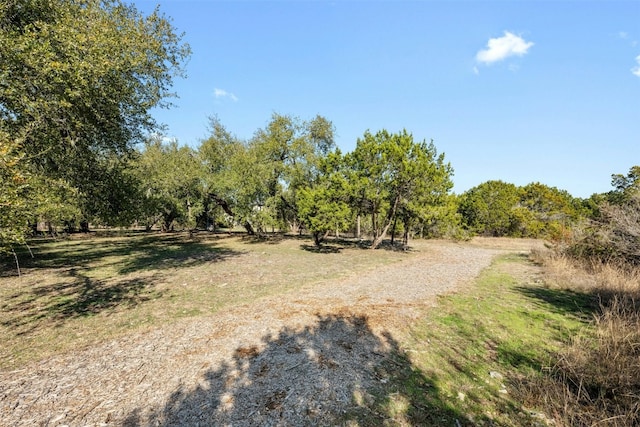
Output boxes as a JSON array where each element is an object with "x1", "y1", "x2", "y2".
[{"x1": 0, "y1": 240, "x2": 540, "y2": 426}]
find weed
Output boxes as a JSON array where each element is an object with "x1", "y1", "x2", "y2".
[{"x1": 519, "y1": 252, "x2": 640, "y2": 426}]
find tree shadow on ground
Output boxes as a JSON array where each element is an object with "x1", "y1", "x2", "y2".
[
  {"x1": 0, "y1": 270, "x2": 165, "y2": 335},
  {"x1": 235, "y1": 232, "x2": 415, "y2": 253},
  {"x1": 299, "y1": 244, "x2": 342, "y2": 254},
  {"x1": 0, "y1": 233, "x2": 244, "y2": 333},
  {"x1": 3, "y1": 232, "x2": 245, "y2": 277},
  {"x1": 514, "y1": 285, "x2": 599, "y2": 323},
  {"x1": 123, "y1": 314, "x2": 472, "y2": 426}
]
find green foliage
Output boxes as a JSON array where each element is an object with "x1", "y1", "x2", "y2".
[
  {"x1": 198, "y1": 113, "x2": 336, "y2": 235},
  {"x1": 250, "y1": 113, "x2": 336, "y2": 232},
  {"x1": 1, "y1": 133, "x2": 78, "y2": 252},
  {"x1": 459, "y1": 181, "x2": 583, "y2": 239},
  {"x1": 417, "y1": 194, "x2": 465, "y2": 239},
  {"x1": 198, "y1": 116, "x2": 245, "y2": 228},
  {"x1": 516, "y1": 182, "x2": 583, "y2": 239},
  {"x1": 0, "y1": 137, "x2": 32, "y2": 252},
  {"x1": 348, "y1": 129, "x2": 453, "y2": 248},
  {"x1": 459, "y1": 180, "x2": 519, "y2": 236},
  {"x1": 297, "y1": 150, "x2": 352, "y2": 245},
  {"x1": 0, "y1": 0, "x2": 189, "y2": 236},
  {"x1": 607, "y1": 165, "x2": 640, "y2": 204},
  {"x1": 134, "y1": 137, "x2": 204, "y2": 231}
]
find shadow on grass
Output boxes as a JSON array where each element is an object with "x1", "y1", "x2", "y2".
[
  {"x1": 299, "y1": 244, "x2": 342, "y2": 254},
  {"x1": 4, "y1": 232, "x2": 245, "y2": 276},
  {"x1": 235, "y1": 232, "x2": 414, "y2": 253},
  {"x1": 1, "y1": 233, "x2": 245, "y2": 333},
  {"x1": 123, "y1": 315, "x2": 472, "y2": 426},
  {"x1": 0, "y1": 270, "x2": 165, "y2": 335},
  {"x1": 514, "y1": 286, "x2": 599, "y2": 322}
]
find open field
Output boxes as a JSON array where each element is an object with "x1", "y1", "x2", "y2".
[
  {"x1": 1, "y1": 232, "x2": 594, "y2": 426},
  {"x1": 1, "y1": 232, "x2": 426, "y2": 370}
]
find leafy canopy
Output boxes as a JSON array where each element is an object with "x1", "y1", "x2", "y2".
[{"x1": 0, "y1": 0, "x2": 189, "y2": 248}]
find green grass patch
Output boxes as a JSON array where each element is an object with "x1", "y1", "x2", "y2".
[{"x1": 368, "y1": 253, "x2": 596, "y2": 426}]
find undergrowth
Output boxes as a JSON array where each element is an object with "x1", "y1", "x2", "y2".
[{"x1": 520, "y1": 249, "x2": 640, "y2": 426}]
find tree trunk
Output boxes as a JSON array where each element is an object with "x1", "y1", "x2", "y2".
[
  {"x1": 244, "y1": 221, "x2": 255, "y2": 235},
  {"x1": 370, "y1": 196, "x2": 400, "y2": 250},
  {"x1": 371, "y1": 210, "x2": 378, "y2": 241},
  {"x1": 29, "y1": 219, "x2": 38, "y2": 236},
  {"x1": 356, "y1": 215, "x2": 361, "y2": 239},
  {"x1": 402, "y1": 216, "x2": 411, "y2": 247},
  {"x1": 209, "y1": 193, "x2": 235, "y2": 217},
  {"x1": 390, "y1": 215, "x2": 398, "y2": 245}
]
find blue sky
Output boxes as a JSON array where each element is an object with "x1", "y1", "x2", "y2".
[{"x1": 133, "y1": 0, "x2": 639, "y2": 198}]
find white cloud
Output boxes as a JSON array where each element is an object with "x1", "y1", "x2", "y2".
[
  {"x1": 476, "y1": 31, "x2": 534, "y2": 65},
  {"x1": 632, "y1": 55, "x2": 640, "y2": 77},
  {"x1": 214, "y1": 88, "x2": 238, "y2": 102},
  {"x1": 617, "y1": 30, "x2": 638, "y2": 47}
]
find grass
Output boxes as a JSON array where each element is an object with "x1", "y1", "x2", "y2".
[
  {"x1": 3, "y1": 233, "x2": 625, "y2": 425},
  {"x1": 0, "y1": 231, "x2": 412, "y2": 370},
  {"x1": 357, "y1": 253, "x2": 596, "y2": 426},
  {"x1": 518, "y1": 251, "x2": 640, "y2": 426}
]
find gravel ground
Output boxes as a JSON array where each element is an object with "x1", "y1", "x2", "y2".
[{"x1": 0, "y1": 239, "x2": 542, "y2": 426}]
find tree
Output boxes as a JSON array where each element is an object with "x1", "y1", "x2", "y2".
[
  {"x1": 198, "y1": 116, "x2": 246, "y2": 229},
  {"x1": 348, "y1": 130, "x2": 453, "y2": 249},
  {"x1": 198, "y1": 114, "x2": 336, "y2": 235},
  {"x1": 1, "y1": 132, "x2": 80, "y2": 246},
  {"x1": 568, "y1": 168, "x2": 640, "y2": 266},
  {"x1": 608, "y1": 165, "x2": 640, "y2": 204},
  {"x1": 0, "y1": 0, "x2": 190, "y2": 238},
  {"x1": 1, "y1": 137, "x2": 34, "y2": 254},
  {"x1": 459, "y1": 180, "x2": 519, "y2": 236},
  {"x1": 134, "y1": 137, "x2": 204, "y2": 231},
  {"x1": 412, "y1": 193, "x2": 463, "y2": 240},
  {"x1": 250, "y1": 113, "x2": 336, "y2": 232},
  {"x1": 517, "y1": 182, "x2": 582, "y2": 238},
  {"x1": 297, "y1": 150, "x2": 352, "y2": 246}
]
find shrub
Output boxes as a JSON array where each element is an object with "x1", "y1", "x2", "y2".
[{"x1": 566, "y1": 194, "x2": 640, "y2": 267}]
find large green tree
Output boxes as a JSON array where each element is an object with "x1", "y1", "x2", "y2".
[
  {"x1": 0, "y1": 0, "x2": 189, "y2": 243},
  {"x1": 198, "y1": 116, "x2": 245, "y2": 229},
  {"x1": 458, "y1": 180, "x2": 520, "y2": 236},
  {"x1": 516, "y1": 182, "x2": 583, "y2": 238},
  {"x1": 297, "y1": 150, "x2": 352, "y2": 246},
  {"x1": 199, "y1": 113, "x2": 336, "y2": 235},
  {"x1": 348, "y1": 129, "x2": 453, "y2": 249},
  {"x1": 250, "y1": 113, "x2": 336, "y2": 232},
  {"x1": 134, "y1": 137, "x2": 204, "y2": 232}
]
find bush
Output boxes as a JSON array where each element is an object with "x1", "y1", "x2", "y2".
[
  {"x1": 523, "y1": 233, "x2": 640, "y2": 425},
  {"x1": 566, "y1": 194, "x2": 640, "y2": 267}
]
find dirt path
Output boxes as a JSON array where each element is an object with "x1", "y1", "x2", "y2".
[{"x1": 0, "y1": 239, "x2": 542, "y2": 426}]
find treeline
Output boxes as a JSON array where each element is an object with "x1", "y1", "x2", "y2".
[
  {"x1": 6, "y1": 99, "x2": 638, "y2": 253},
  {"x1": 120, "y1": 115, "x2": 455, "y2": 250}
]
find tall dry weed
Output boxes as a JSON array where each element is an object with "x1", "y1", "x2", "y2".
[{"x1": 521, "y1": 251, "x2": 640, "y2": 426}]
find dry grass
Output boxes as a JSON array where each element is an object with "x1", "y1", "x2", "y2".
[
  {"x1": 522, "y1": 249, "x2": 640, "y2": 426},
  {"x1": 2, "y1": 234, "x2": 529, "y2": 426},
  {"x1": 0, "y1": 231, "x2": 412, "y2": 369}
]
